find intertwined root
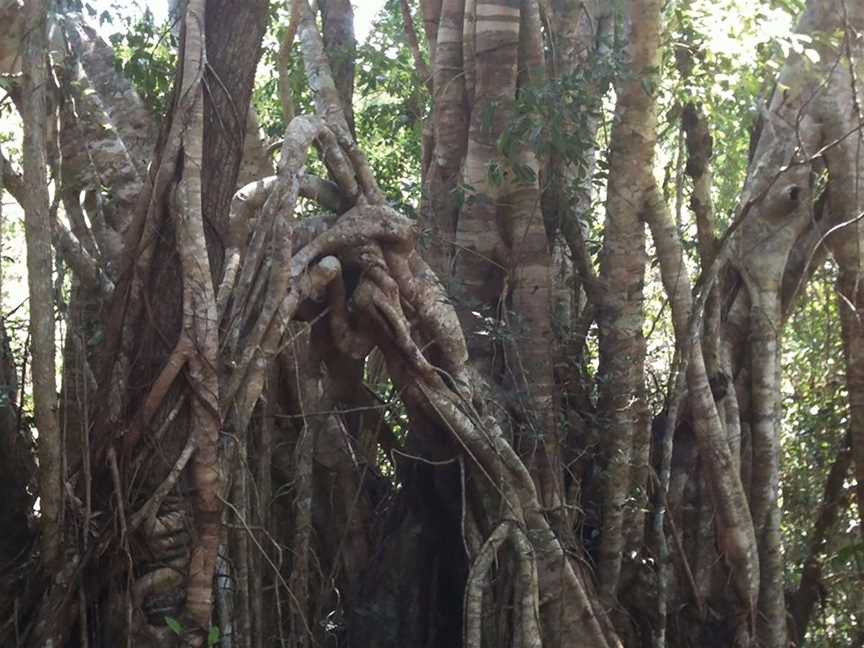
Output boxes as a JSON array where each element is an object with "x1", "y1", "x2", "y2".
[
  {"x1": 8, "y1": 0, "x2": 616, "y2": 641},
  {"x1": 218, "y1": 108, "x2": 610, "y2": 645}
]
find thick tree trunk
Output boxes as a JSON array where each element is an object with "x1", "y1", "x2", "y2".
[
  {"x1": 603, "y1": 4, "x2": 761, "y2": 644},
  {"x1": 594, "y1": 0, "x2": 651, "y2": 602},
  {"x1": 4, "y1": 1, "x2": 864, "y2": 647},
  {"x1": 320, "y1": 0, "x2": 356, "y2": 134},
  {"x1": 201, "y1": 0, "x2": 268, "y2": 276}
]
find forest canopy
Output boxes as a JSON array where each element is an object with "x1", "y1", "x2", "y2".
[{"x1": 0, "y1": 0, "x2": 862, "y2": 647}]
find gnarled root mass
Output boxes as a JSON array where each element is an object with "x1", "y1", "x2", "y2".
[{"x1": 207, "y1": 103, "x2": 617, "y2": 645}]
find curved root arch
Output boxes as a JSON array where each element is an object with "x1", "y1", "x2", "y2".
[{"x1": 212, "y1": 101, "x2": 616, "y2": 646}]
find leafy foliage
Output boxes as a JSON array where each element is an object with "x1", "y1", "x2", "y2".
[
  {"x1": 352, "y1": 0, "x2": 426, "y2": 214},
  {"x1": 782, "y1": 265, "x2": 862, "y2": 645},
  {"x1": 14, "y1": 0, "x2": 860, "y2": 643},
  {"x1": 106, "y1": 5, "x2": 177, "y2": 119}
]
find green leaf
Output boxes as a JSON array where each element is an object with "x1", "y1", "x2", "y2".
[
  {"x1": 208, "y1": 625, "x2": 221, "y2": 646},
  {"x1": 165, "y1": 616, "x2": 183, "y2": 635},
  {"x1": 832, "y1": 542, "x2": 864, "y2": 564}
]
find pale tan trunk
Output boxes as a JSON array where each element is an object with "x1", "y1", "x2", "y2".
[
  {"x1": 320, "y1": 0, "x2": 356, "y2": 134},
  {"x1": 595, "y1": 0, "x2": 652, "y2": 601},
  {"x1": 23, "y1": 0, "x2": 63, "y2": 571}
]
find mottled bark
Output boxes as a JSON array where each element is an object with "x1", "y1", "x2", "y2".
[
  {"x1": 418, "y1": 0, "x2": 467, "y2": 274},
  {"x1": 728, "y1": 5, "x2": 864, "y2": 646},
  {"x1": 320, "y1": 0, "x2": 356, "y2": 134},
  {"x1": 681, "y1": 101, "x2": 717, "y2": 265},
  {"x1": 598, "y1": 7, "x2": 761, "y2": 644},
  {"x1": 595, "y1": 0, "x2": 650, "y2": 601},
  {"x1": 23, "y1": 0, "x2": 63, "y2": 570},
  {"x1": 202, "y1": 0, "x2": 269, "y2": 277},
  {"x1": 172, "y1": 3, "x2": 222, "y2": 641},
  {"x1": 412, "y1": 2, "x2": 620, "y2": 646},
  {"x1": 541, "y1": 0, "x2": 613, "y2": 307},
  {"x1": 7, "y1": 1, "x2": 864, "y2": 647}
]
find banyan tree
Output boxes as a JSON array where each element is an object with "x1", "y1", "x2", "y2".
[{"x1": 0, "y1": 0, "x2": 862, "y2": 646}]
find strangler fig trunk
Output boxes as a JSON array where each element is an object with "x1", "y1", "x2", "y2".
[{"x1": 3, "y1": 0, "x2": 864, "y2": 647}]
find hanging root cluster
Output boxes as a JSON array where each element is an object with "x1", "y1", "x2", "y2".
[{"x1": 207, "y1": 100, "x2": 617, "y2": 645}]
